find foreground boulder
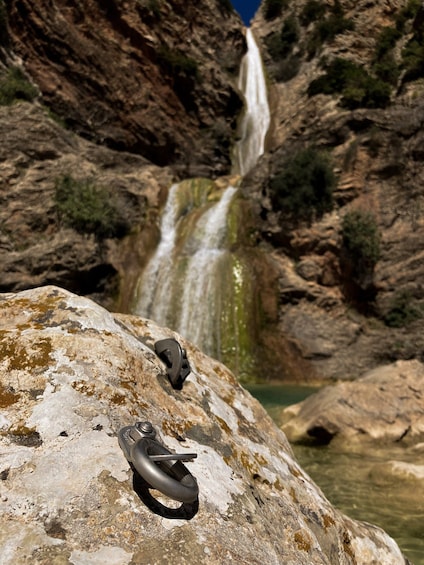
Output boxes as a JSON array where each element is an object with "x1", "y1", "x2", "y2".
[
  {"x1": 281, "y1": 360, "x2": 424, "y2": 449},
  {"x1": 0, "y1": 286, "x2": 408, "y2": 564}
]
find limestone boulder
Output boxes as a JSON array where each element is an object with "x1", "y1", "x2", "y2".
[
  {"x1": 281, "y1": 360, "x2": 424, "y2": 448},
  {"x1": 0, "y1": 286, "x2": 409, "y2": 564}
]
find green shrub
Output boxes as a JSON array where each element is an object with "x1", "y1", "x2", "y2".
[
  {"x1": 0, "y1": 67, "x2": 38, "y2": 106},
  {"x1": 218, "y1": 0, "x2": 233, "y2": 12},
  {"x1": 158, "y1": 46, "x2": 199, "y2": 81},
  {"x1": 269, "y1": 147, "x2": 335, "y2": 222},
  {"x1": 315, "y1": 12, "x2": 354, "y2": 43},
  {"x1": 372, "y1": 54, "x2": 400, "y2": 85},
  {"x1": 272, "y1": 54, "x2": 302, "y2": 82},
  {"x1": 300, "y1": 0, "x2": 326, "y2": 26},
  {"x1": 374, "y1": 26, "x2": 402, "y2": 60},
  {"x1": 395, "y1": 0, "x2": 421, "y2": 31},
  {"x1": 266, "y1": 16, "x2": 299, "y2": 60},
  {"x1": 401, "y1": 38, "x2": 424, "y2": 81},
  {"x1": 54, "y1": 175, "x2": 129, "y2": 239},
  {"x1": 280, "y1": 16, "x2": 299, "y2": 52},
  {"x1": 308, "y1": 57, "x2": 391, "y2": 109},
  {"x1": 263, "y1": 0, "x2": 288, "y2": 21},
  {"x1": 384, "y1": 291, "x2": 422, "y2": 327},
  {"x1": 341, "y1": 210, "x2": 380, "y2": 270},
  {"x1": 371, "y1": 26, "x2": 401, "y2": 86},
  {"x1": 306, "y1": 2, "x2": 354, "y2": 56}
]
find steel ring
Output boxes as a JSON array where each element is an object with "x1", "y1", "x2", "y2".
[{"x1": 130, "y1": 438, "x2": 199, "y2": 503}]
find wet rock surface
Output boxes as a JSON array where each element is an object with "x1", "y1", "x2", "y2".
[{"x1": 0, "y1": 286, "x2": 409, "y2": 564}]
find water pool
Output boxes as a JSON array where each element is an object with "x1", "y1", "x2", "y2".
[{"x1": 246, "y1": 383, "x2": 424, "y2": 565}]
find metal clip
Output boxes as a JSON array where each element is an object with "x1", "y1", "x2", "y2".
[
  {"x1": 118, "y1": 422, "x2": 198, "y2": 503},
  {"x1": 154, "y1": 338, "x2": 191, "y2": 389}
]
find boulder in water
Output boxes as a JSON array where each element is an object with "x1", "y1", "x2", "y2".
[{"x1": 281, "y1": 360, "x2": 424, "y2": 448}]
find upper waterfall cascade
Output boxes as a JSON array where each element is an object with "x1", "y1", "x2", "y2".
[
  {"x1": 234, "y1": 28, "x2": 271, "y2": 176},
  {"x1": 133, "y1": 30, "x2": 270, "y2": 373}
]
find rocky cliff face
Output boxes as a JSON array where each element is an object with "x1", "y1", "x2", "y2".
[
  {"x1": 0, "y1": 286, "x2": 410, "y2": 564},
  {"x1": 6, "y1": 0, "x2": 245, "y2": 175},
  {"x1": 244, "y1": 0, "x2": 424, "y2": 380}
]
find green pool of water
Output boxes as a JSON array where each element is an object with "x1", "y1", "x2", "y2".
[{"x1": 246, "y1": 383, "x2": 424, "y2": 565}]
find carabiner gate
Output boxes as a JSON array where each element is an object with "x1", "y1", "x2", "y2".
[{"x1": 118, "y1": 421, "x2": 199, "y2": 503}]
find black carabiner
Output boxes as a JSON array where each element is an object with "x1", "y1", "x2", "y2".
[
  {"x1": 118, "y1": 422, "x2": 198, "y2": 504},
  {"x1": 154, "y1": 338, "x2": 191, "y2": 389}
]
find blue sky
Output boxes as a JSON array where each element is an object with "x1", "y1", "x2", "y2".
[{"x1": 231, "y1": 0, "x2": 261, "y2": 26}]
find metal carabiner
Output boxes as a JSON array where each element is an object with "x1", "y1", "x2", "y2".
[
  {"x1": 118, "y1": 422, "x2": 198, "y2": 503},
  {"x1": 154, "y1": 338, "x2": 191, "y2": 389}
]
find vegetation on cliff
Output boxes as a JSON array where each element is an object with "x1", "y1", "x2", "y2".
[
  {"x1": 0, "y1": 66, "x2": 37, "y2": 105},
  {"x1": 341, "y1": 210, "x2": 380, "y2": 279},
  {"x1": 54, "y1": 175, "x2": 131, "y2": 239},
  {"x1": 269, "y1": 147, "x2": 335, "y2": 223}
]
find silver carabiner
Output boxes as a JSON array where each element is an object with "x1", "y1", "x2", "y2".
[{"x1": 118, "y1": 422, "x2": 198, "y2": 503}]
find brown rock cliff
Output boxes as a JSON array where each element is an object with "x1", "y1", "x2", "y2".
[{"x1": 7, "y1": 0, "x2": 245, "y2": 175}]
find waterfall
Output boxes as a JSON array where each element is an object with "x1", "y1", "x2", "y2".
[
  {"x1": 177, "y1": 185, "x2": 238, "y2": 354},
  {"x1": 235, "y1": 28, "x2": 271, "y2": 176},
  {"x1": 133, "y1": 29, "x2": 270, "y2": 374},
  {"x1": 134, "y1": 183, "x2": 180, "y2": 323}
]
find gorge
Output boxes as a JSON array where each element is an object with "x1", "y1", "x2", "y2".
[{"x1": 1, "y1": 1, "x2": 424, "y2": 562}]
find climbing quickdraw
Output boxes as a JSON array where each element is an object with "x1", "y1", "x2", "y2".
[
  {"x1": 154, "y1": 338, "x2": 191, "y2": 390},
  {"x1": 118, "y1": 421, "x2": 198, "y2": 503}
]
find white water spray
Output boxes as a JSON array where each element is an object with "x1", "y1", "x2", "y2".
[
  {"x1": 235, "y1": 28, "x2": 271, "y2": 176},
  {"x1": 177, "y1": 185, "x2": 238, "y2": 353},
  {"x1": 135, "y1": 184, "x2": 179, "y2": 323}
]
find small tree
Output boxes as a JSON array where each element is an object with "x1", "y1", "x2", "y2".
[
  {"x1": 340, "y1": 210, "x2": 381, "y2": 305},
  {"x1": 384, "y1": 291, "x2": 422, "y2": 327},
  {"x1": 55, "y1": 175, "x2": 129, "y2": 239},
  {"x1": 308, "y1": 57, "x2": 392, "y2": 109},
  {"x1": 269, "y1": 147, "x2": 335, "y2": 223},
  {"x1": 263, "y1": 0, "x2": 288, "y2": 21},
  {"x1": 341, "y1": 210, "x2": 380, "y2": 278},
  {"x1": 0, "y1": 67, "x2": 38, "y2": 106},
  {"x1": 342, "y1": 210, "x2": 380, "y2": 262},
  {"x1": 300, "y1": 0, "x2": 326, "y2": 26}
]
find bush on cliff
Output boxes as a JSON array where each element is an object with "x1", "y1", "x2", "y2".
[
  {"x1": 0, "y1": 67, "x2": 38, "y2": 105},
  {"x1": 305, "y1": 1, "x2": 354, "y2": 57},
  {"x1": 308, "y1": 57, "x2": 391, "y2": 109},
  {"x1": 263, "y1": 0, "x2": 288, "y2": 21},
  {"x1": 266, "y1": 15, "x2": 300, "y2": 60},
  {"x1": 54, "y1": 175, "x2": 130, "y2": 239},
  {"x1": 341, "y1": 210, "x2": 380, "y2": 272},
  {"x1": 384, "y1": 291, "x2": 423, "y2": 327},
  {"x1": 300, "y1": 0, "x2": 326, "y2": 25},
  {"x1": 340, "y1": 210, "x2": 380, "y2": 303},
  {"x1": 269, "y1": 147, "x2": 335, "y2": 223}
]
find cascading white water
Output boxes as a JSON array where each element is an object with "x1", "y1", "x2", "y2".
[
  {"x1": 134, "y1": 29, "x2": 270, "y2": 369},
  {"x1": 177, "y1": 185, "x2": 238, "y2": 353},
  {"x1": 134, "y1": 182, "x2": 238, "y2": 357},
  {"x1": 235, "y1": 28, "x2": 271, "y2": 176},
  {"x1": 135, "y1": 183, "x2": 180, "y2": 323}
]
